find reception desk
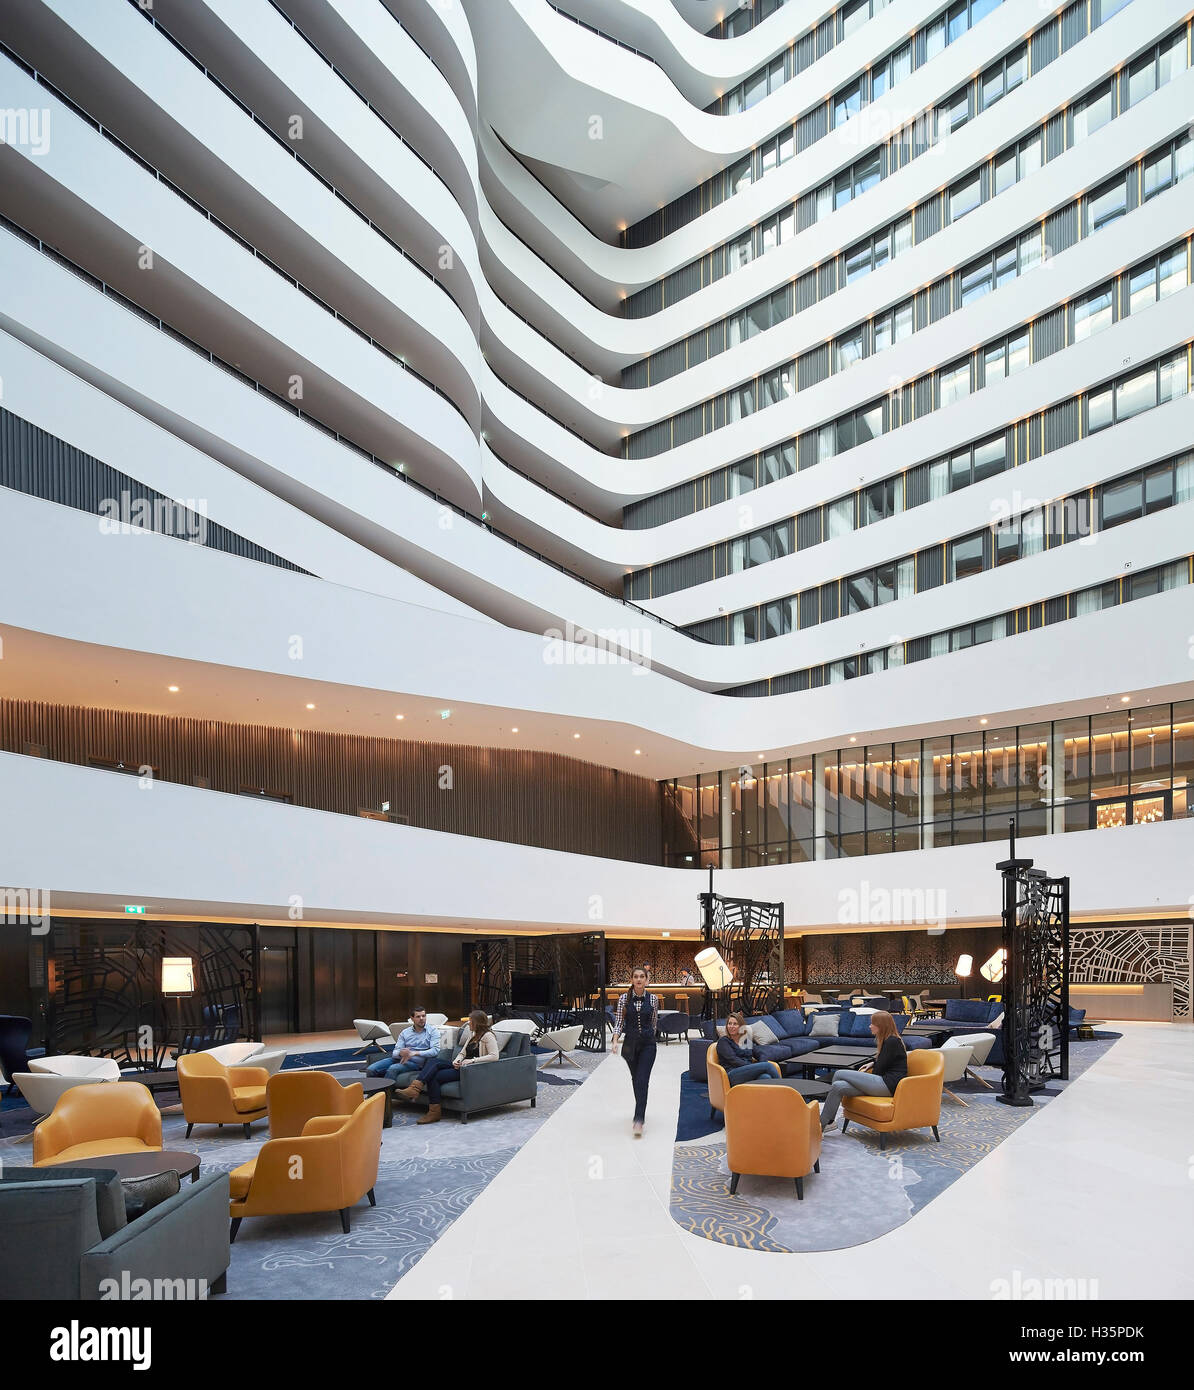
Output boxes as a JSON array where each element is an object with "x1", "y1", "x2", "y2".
[{"x1": 1069, "y1": 982, "x2": 1175, "y2": 1022}]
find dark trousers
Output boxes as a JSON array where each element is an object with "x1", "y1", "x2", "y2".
[
  {"x1": 416, "y1": 1057, "x2": 458, "y2": 1102},
  {"x1": 727, "y1": 1061, "x2": 774, "y2": 1086},
  {"x1": 622, "y1": 1038, "x2": 657, "y2": 1123}
]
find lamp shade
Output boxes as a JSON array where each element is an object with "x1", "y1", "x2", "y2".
[
  {"x1": 694, "y1": 947, "x2": 733, "y2": 991},
  {"x1": 954, "y1": 953, "x2": 973, "y2": 979},
  {"x1": 161, "y1": 957, "x2": 196, "y2": 995},
  {"x1": 980, "y1": 948, "x2": 1007, "y2": 983}
]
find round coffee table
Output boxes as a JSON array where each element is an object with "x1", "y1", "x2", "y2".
[{"x1": 65, "y1": 1150, "x2": 201, "y2": 1183}]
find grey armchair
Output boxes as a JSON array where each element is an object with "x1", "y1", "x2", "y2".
[{"x1": 0, "y1": 1166, "x2": 230, "y2": 1300}]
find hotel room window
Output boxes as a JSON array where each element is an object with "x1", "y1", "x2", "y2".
[{"x1": 951, "y1": 532, "x2": 985, "y2": 580}]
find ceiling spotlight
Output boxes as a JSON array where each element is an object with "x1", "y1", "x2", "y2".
[
  {"x1": 395, "y1": 714, "x2": 404, "y2": 720},
  {"x1": 980, "y1": 717, "x2": 988, "y2": 725},
  {"x1": 573, "y1": 733, "x2": 580, "y2": 739},
  {"x1": 439, "y1": 710, "x2": 451, "y2": 720},
  {"x1": 849, "y1": 736, "x2": 857, "y2": 743},
  {"x1": 511, "y1": 727, "x2": 519, "y2": 733},
  {"x1": 634, "y1": 749, "x2": 642, "y2": 755},
  {"x1": 1121, "y1": 695, "x2": 1131, "y2": 703},
  {"x1": 167, "y1": 685, "x2": 179, "y2": 693},
  {"x1": 306, "y1": 703, "x2": 315, "y2": 710}
]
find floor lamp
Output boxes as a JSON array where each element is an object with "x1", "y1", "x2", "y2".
[
  {"x1": 162, "y1": 956, "x2": 196, "y2": 1066},
  {"x1": 954, "y1": 953, "x2": 973, "y2": 1000},
  {"x1": 695, "y1": 946, "x2": 733, "y2": 1029}
]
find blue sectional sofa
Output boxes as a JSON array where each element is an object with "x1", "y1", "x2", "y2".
[{"x1": 687, "y1": 1007, "x2": 932, "y2": 1081}]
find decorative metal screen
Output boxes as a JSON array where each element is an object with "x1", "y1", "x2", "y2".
[
  {"x1": 997, "y1": 831, "x2": 1070, "y2": 1107},
  {"x1": 47, "y1": 920, "x2": 257, "y2": 1068},
  {"x1": 697, "y1": 882, "x2": 784, "y2": 1019}
]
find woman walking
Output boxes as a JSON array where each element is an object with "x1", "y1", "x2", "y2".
[
  {"x1": 819, "y1": 1009, "x2": 908, "y2": 1133},
  {"x1": 394, "y1": 1008, "x2": 499, "y2": 1125},
  {"x1": 612, "y1": 966, "x2": 659, "y2": 1137}
]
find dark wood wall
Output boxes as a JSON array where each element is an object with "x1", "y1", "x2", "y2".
[{"x1": 0, "y1": 700, "x2": 663, "y2": 863}]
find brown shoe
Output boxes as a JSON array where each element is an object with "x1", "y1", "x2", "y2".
[
  {"x1": 416, "y1": 1103, "x2": 442, "y2": 1125},
  {"x1": 394, "y1": 1079, "x2": 424, "y2": 1102}
]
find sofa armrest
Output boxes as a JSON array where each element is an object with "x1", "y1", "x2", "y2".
[
  {"x1": 455, "y1": 1052, "x2": 537, "y2": 1109},
  {"x1": 80, "y1": 1171, "x2": 230, "y2": 1300}
]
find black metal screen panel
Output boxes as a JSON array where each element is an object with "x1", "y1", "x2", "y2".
[
  {"x1": 697, "y1": 886, "x2": 784, "y2": 1019},
  {"x1": 998, "y1": 833, "x2": 1070, "y2": 1106},
  {"x1": 47, "y1": 919, "x2": 257, "y2": 1068}
]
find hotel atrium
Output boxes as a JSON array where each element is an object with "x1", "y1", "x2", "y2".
[{"x1": 0, "y1": 0, "x2": 1191, "y2": 1330}]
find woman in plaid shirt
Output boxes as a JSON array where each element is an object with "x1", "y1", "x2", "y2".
[{"x1": 612, "y1": 966, "x2": 659, "y2": 1137}]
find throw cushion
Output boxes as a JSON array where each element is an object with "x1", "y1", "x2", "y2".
[
  {"x1": 890, "y1": 1013, "x2": 909, "y2": 1034},
  {"x1": 121, "y1": 1169, "x2": 181, "y2": 1222},
  {"x1": 945, "y1": 999, "x2": 990, "y2": 1024},
  {"x1": 848, "y1": 1011, "x2": 876, "y2": 1038},
  {"x1": 809, "y1": 1011, "x2": 840, "y2": 1038},
  {"x1": 772, "y1": 1009, "x2": 806, "y2": 1038},
  {"x1": 749, "y1": 1018, "x2": 780, "y2": 1047}
]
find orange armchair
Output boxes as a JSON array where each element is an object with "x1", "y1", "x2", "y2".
[
  {"x1": 33, "y1": 1081, "x2": 162, "y2": 1166},
  {"x1": 841, "y1": 1048, "x2": 945, "y2": 1151},
  {"x1": 227, "y1": 1091, "x2": 385, "y2": 1239},
  {"x1": 725, "y1": 1084, "x2": 822, "y2": 1199},
  {"x1": 705, "y1": 1043, "x2": 779, "y2": 1123},
  {"x1": 177, "y1": 1051, "x2": 269, "y2": 1139},
  {"x1": 266, "y1": 1069, "x2": 363, "y2": 1139}
]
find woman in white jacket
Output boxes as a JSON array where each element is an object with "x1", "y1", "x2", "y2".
[{"x1": 395, "y1": 1009, "x2": 498, "y2": 1124}]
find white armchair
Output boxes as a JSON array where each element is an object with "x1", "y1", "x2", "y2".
[
  {"x1": 938, "y1": 1040, "x2": 975, "y2": 1105},
  {"x1": 17, "y1": 1055, "x2": 122, "y2": 1117},
  {"x1": 950, "y1": 1031, "x2": 996, "y2": 1087},
  {"x1": 205, "y1": 1042, "x2": 288, "y2": 1075},
  {"x1": 353, "y1": 1019, "x2": 395, "y2": 1056},
  {"x1": 536, "y1": 1024, "x2": 584, "y2": 1068}
]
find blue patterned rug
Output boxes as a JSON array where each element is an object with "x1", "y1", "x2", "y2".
[
  {"x1": 1, "y1": 1051, "x2": 601, "y2": 1297},
  {"x1": 669, "y1": 1037, "x2": 1119, "y2": 1252}
]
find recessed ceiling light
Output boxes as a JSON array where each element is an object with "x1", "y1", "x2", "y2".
[
  {"x1": 849, "y1": 736, "x2": 857, "y2": 743},
  {"x1": 306, "y1": 703, "x2": 315, "y2": 710},
  {"x1": 573, "y1": 733, "x2": 580, "y2": 739},
  {"x1": 439, "y1": 710, "x2": 451, "y2": 720},
  {"x1": 395, "y1": 714, "x2": 404, "y2": 721},
  {"x1": 511, "y1": 727, "x2": 519, "y2": 733},
  {"x1": 634, "y1": 749, "x2": 642, "y2": 755},
  {"x1": 661, "y1": 931, "x2": 670, "y2": 937},
  {"x1": 167, "y1": 685, "x2": 179, "y2": 693},
  {"x1": 980, "y1": 718, "x2": 988, "y2": 725},
  {"x1": 1121, "y1": 695, "x2": 1131, "y2": 703}
]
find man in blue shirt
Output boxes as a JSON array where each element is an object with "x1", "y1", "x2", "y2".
[{"x1": 367, "y1": 1008, "x2": 441, "y2": 1078}]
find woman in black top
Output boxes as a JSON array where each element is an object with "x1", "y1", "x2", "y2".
[
  {"x1": 714, "y1": 1012, "x2": 776, "y2": 1086},
  {"x1": 612, "y1": 967, "x2": 659, "y2": 1137},
  {"x1": 819, "y1": 1009, "x2": 908, "y2": 1133}
]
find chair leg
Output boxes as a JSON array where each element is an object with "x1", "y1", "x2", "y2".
[
  {"x1": 943, "y1": 1087, "x2": 968, "y2": 1107},
  {"x1": 709, "y1": 1106, "x2": 716, "y2": 1122},
  {"x1": 729, "y1": 1173, "x2": 740, "y2": 1195},
  {"x1": 879, "y1": 1133, "x2": 886, "y2": 1152},
  {"x1": 229, "y1": 1218, "x2": 241, "y2": 1244},
  {"x1": 210, "y1": 1272, "x2": 227, "y2": 1295},
  {"x1": 932, "y1": 1125, "x2": 940, "y2": 1142},
  {"x1": 841, "y1": 1119, "x2": 849, "y2": 1133},
  {"x1": 185, "y1": 1123, "x2": 193, "y2": 1139},
  {"x1": 242, "y1": 1123, "x2": 251, "y2": 1139},
  {"x1": 813, "y1": 1159, "x2": 820, "y2": 1173},
  {"x1": 339, "y1": 1208, "x2": 351, "y2": 1234},
  {"x1": 795, "y1": 1176, "x2": 804, "y2": 1201},
  {"x1": 966, "y1": 1067, "x2": 994, "y2": 1089},
  {"x1": 366, "y1": 1188, "x2": 376, "y2": 1207}
]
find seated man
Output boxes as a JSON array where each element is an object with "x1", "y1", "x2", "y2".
[
  {"x1": 716, "y1": 1012, "x2": 774, "y2": 1086},
  {"x1": 367, "y1": 1007, "x2": 440, "y2": 1079}
]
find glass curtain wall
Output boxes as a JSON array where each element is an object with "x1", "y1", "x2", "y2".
[{"x1": 661, "y1": 700, "x2": 1194, "y2": 866}]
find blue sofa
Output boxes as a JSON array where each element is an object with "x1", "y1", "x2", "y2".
[{"x1": 688, "y1": 1007, "x2": 933, "y2": 1079}]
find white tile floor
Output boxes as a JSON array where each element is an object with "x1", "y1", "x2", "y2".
[{"x1": 387, "y1": 1022, "x2": 1194, "y2": 1300}]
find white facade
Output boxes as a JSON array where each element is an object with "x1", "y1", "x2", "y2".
[{"x1": 0, "y1": 0, "x2": 1191, "y2": 934}]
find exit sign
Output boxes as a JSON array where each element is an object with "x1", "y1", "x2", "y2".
[{"x1": 124, "y1": 904, "x2": 147, "y2": 914}]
